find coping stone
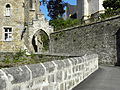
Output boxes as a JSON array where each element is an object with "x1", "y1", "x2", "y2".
[{"x1": 2, "y1": 66, "x2": 30, "y2": 84}]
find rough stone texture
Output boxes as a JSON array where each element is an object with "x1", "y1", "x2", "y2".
[
  {"x1": 43, "y1": 62, "x2": 55, "y2": 73},
  {"x1": 56, "y1": 71, "x2": 63, "y2": 82},
  {"x1": 0, "y1": 54, "x2": 98, "y2": 90},
  {"x1": 50, "y1": 15, "x2": 120, "y2": 65},
  {"x1": 0, "y1": 70, "x2": 7, "y2": 90},
  {"x1": 0, "y1": 0, "x2": 25, "y2": 52},
  {"x1": 27, "y1": 63, "x2": 45, "y2": 79},
  {"x1": 48, "y1": 74, "x2": 54, "y2": 83},
  {"x1": 54, "y1": 60, "x2": 65, "y2": 70},
  {"x1": 12, "y1": 86, "x2": 20, "y2": 90},
  {"x1": 2, "y1": 66, "x2": 30, "y2": 84},
  {"x1": 0, "y1": 0, "x2": 53, "y2": 53},
  {"x1": 63, "y1": 59, "x2": 71, "y2": 67},
  {"x1": 42, "y1": 86, "x2": 48, "y2": 90},
  {"x1": 69, "y1": 58, "x2": 78, "y2": 65}
]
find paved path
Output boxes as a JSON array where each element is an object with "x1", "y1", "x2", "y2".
[{"x1": 73, "y1": 66, "x2": 120, "y2": 90}]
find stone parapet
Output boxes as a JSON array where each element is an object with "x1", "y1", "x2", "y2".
[{"x1": 0, "y1": 54, "x2": 98, "y2": 90}]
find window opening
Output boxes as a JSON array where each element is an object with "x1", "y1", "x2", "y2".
[
  {"x1": 4, "y1": 28, "x2": 12, "y2": 41},
  {"x1": 6, "y1": 4, "x2": 11, "y2": 16}
]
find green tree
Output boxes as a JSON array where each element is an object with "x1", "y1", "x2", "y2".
[
  {"x1": 103, "y1": 0, "x2": 120, "y2": 10},
  {"x1": 47, "y1": 0, "x2": 66, "y2": 20}
]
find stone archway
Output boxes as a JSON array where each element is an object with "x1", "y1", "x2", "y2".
[
  {"x1": 31, "y1": 29, "x2": 49, "y2": 53},
  {"x1": 116, "y1": 28, "x2": 120, "y2": 66}
]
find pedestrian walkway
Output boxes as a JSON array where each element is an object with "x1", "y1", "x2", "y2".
[{"x1": 73, "y1": 66, "x2": 120, "y2": 90}]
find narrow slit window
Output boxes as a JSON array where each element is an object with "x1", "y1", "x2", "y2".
[{"x1": 6, "y1": 4, "x2": 11, "y2": 16}]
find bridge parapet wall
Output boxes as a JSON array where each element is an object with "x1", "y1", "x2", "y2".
[{"x1": 0, "y1": 54, "x2": 98, "y2": 90}]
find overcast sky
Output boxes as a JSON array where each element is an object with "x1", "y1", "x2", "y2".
[{"x1": 40, "y1": 0, "x2": 77, "y2": 20}]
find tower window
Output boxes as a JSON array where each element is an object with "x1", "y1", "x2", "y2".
[
  {"x1": 6, "y1": 4, "x2": 11, "y2": 16},
  {"x1": 3, "y1": 27, "x2": 12, "y2": 41}
]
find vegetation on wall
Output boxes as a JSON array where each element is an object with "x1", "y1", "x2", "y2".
[
  {"x1": 40, "y1": 30, "x2": 49, "y2": 51},
  {"x1": 0, "y1": 50, "x2": 69, "y2": 69},
  {"x1": 50, "y1": 18, "x2": 81, "y2": 31},
  {"x1": 100, "y1": 8, "x2": 120, "y2": 19}
]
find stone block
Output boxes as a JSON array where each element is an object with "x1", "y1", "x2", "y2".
[
  {"x1": 56, "y1": 71, "x2": 63, "y2": 82},
  {"x1": 33, "y1": 77, "x2": 46, "y2": 85},
  {"x1": 75, "y1": 78, "x2": 79, "y2": 84},
  {"x1": 34, "y1": 88, "x2": 41, "y2": 90},
  {"x1": 42, "y1": 86, "x2": 48, "y2": 90},
  {"x1": 68, "y1": 81, "x2": 73, "y2": 89},
  {"x1": 12, "y1": 86, "x2": 21, "y2": 90},
  {"x1": 72, "y1": 66, "x2": 76, "y2": 73},
  {"x1": 48, "y1": 74, "x2": 54, "y2": 83},
  {"x1": 69, "y1": 58, "x2": 78, "y2": 65},
  {"x1": 77, "y1": 65, "x2": 80, "y2": 72},
  {"x1": 43, "y1": 62, "x2": 55, "y2": 73},
  {"x1": 60, "y1": 83, "x2": 64, "y2": 90},
  {"x1": 64, "y1": 71, "x2": 67, "y2": 80},
  {"x1": 78, "y1": 57, "x2": 84, "y2": 64},
  {"x1": 68, "y1": 75, "x2": 71, "y2": 79},
  {"x1": 2, "y1": 66, "x2": 30, "y2": 84},
  {"x1": 0, "y1": 79, "x2": 6, "y2": 90},
  {"x1": 27, "y1": 63, "x2": 45, "y2": 79},
  {"x1": 0, "y1": 71, "x2": 6, "y2": 90},
  {"x1": 63, "y1": 59, "x2": 71, "y2": 67},
  {"x1": 53, "y1": 60, "x2": 65, "y2": 70}
]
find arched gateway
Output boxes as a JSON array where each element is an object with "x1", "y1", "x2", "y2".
[
  {"x1": 28, "y1": 13, "x2": 53, "y2": 53},
  {"x1": 32, "y1": 29, "x2": 49, "y2": 52}
]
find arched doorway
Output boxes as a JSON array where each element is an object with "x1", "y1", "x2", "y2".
[
  {"x1": 32, "y1": 29, "x2": 49, "y2": 52},
  {"x1": 116, "y1": 28, "x2": 120, "y2": 66}
]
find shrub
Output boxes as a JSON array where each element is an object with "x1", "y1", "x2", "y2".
[{"x1": 100, "y1": 8, "x2": 120, "y2": 19}]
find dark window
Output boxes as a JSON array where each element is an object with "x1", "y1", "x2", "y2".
[
  {"x1": 4, "y1": 28, "x2": 12, "y2": 41},
  {"x1": 30, "y1": 0, "x2": 33, "y2": 8}
]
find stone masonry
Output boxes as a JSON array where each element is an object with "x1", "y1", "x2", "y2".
[
  {"x1": 50, "y1": 15, "x2": 120, "y2": 65},
  {"x1": 0, "y1": 54, "x2": 98, "y2": 90},
  {"x1": 0, "y1": 0, "x2": 53, "y2": 53}
]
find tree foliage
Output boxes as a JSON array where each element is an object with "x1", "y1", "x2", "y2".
[
  {"x1": 47, "y1": 0, "x2": 66, "y2": 20},
  {"x1": 103, "y1": 0, "x2": 120, "y2": 10},
  {"x1": 101, "y1": 0, "x2": 120, "y2": 19}
]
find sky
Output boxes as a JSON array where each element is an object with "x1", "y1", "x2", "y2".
[{"x1": 40, "y1": 0, "x2": 77, "y2": 20}]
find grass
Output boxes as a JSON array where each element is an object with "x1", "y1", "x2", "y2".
[{"x1": 0, "y1": 50, "x2": 69, "y2": 68}]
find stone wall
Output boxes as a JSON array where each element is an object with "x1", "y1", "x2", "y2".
[
  {"x1": 50, "y1": 15, "x2": 120, "y2": 65},
  {"x1": 0, "y1": 54, "x2": 98, "y2": 90},
  {"x1": 0, "y1": 0, "x2": 25, "y2": 52}
]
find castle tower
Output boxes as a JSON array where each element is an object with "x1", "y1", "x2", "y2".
[
  {"x1": 77, "y1": 0, "x2": 105, "y2": 20},
  {"x1": 0, "y1": 0, "x2": 53, "y2": 53},
  {"x1": 0, "y1": 0, "x2": 25, "y2": 52},
  {"x1": 83, "y1": 0, "x2": 89, "y2": 20}
]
